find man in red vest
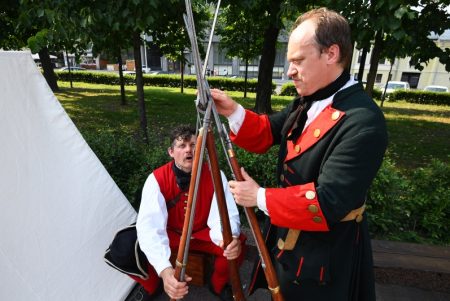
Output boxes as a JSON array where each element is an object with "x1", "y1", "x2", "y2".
[{"x1": 132, "y1": 125, "x2": 245, "y2": 301}]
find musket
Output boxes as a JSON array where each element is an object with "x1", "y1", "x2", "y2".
[
  {"x1": 180, "y1": 1, "x2": 285, "y2": 300},
  {"x1": 171, "y1": 127, "x2": 207, "y2": 290},
  {"x1": 205, "y1": 129, "x2": 245, "y2": 301},
  {"x1": 221, "y1": 127, "x2": 284, "y2": 301},
  {"x1": 171, "y1": 1, "x2": 246, "y2": 300}
]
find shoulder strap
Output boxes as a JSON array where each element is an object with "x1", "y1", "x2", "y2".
[{"x1": 166, "y1": 191, "x2": 186, "y2": 210}]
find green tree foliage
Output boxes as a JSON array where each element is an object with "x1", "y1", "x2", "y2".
[
  {"x1": 219, "y1": 0, "x2": 311, "y2": 113},
  {"x1": 217, "y1": 3, "x2": 265, "y2": 98},
  {"x1": 0, "y1": 0, "x2": 23, "y2": 49},
  {"x1": 150, "y1": 1, "x2": 210, "y2": 93},
  {"x1": 324, "y1": 0, "x2": 450, "y2": 96}
]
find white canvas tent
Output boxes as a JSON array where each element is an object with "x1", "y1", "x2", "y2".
[{"x1": 0, "y1": 51, "x2": 136, "y2": 301}]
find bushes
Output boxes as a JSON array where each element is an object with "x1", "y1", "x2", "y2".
[
  {"x1": 388, "y1": 89, "x2": 450, "y2": 105},
  {"x1": 83, "y1": 131, "x2": 168, "y2": 209},
  {"x1": 83, "y1": 129, "x2": 449, "y2": 245},
  {"x1": 367, "y1": 157, "x2": 450, "y2": 244},
  {"x1": 279, "y1": 82, "x2": 297, "y2": 96},
  {"x1": 56, "y1": 71, "x2": 276, "y2": 94},
  {"x1": 366, "y1": 157, "x2": 409, "y2": 236}
]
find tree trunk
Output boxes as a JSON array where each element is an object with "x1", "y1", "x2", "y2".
[
  {"x1": 380, "y1": 60, "x2": 394, "y2": 107},
  {"x1": 357, "y1": 47, "x2": 368, "y2": 82},
  {"x1": 39, "y1": 47, "x2": 59, "y2": 92},
  {"x1": 181, "y1": 55, "x2": 184, "y2": 94},
  {"x1": 254, "y1": 0, "x2": 282, "y2": 114},
  {"x1": 365, "y1": 30, "x2": 383, "y2": 97},
  {"x1": 244, "y1": 58, "x2": 248, "y2": 98},
  {"x1": 133, "y1": 32, "x2": 149, "y2": 143},
  {"x1": 65, "y1": 49, "x2": 73, "y2": 88},
  {"x1": 117, "y1": 51, "x2": 127, "y2": 106}
]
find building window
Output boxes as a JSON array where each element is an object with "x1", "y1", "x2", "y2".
[
  {"x1": 375, "y1": 74, "x2": 382, "y2": 83},
  {"x1": 213, "y1": 44, "x2": 232, "y2": 65},
  {"x1": 401, "y1": 72, "x2": 420, "y2": 88}
]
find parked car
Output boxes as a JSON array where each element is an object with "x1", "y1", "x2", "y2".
[
  {"x1": 423, "y1": 85, "x2": 449, "y2": 93},
  {"x1": 149, "y1": 70, "x2": 170, "y2": 75},
  {"x1": 384, "y1": 81, "x2": 410, "y2": 94},
  {"x1": 59, "y1": 66, "x2": 86, "y2": 71}
]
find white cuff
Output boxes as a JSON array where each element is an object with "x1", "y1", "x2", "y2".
[
  {"x1": 155, "y1": 261, "x2": 173, "y2": 277},
  {"x1": 256, "y1": 187, "x2": 269, "y2": 215},
  {"x1": 227, "y1": 104, "x2": 245, "y2": 134}
]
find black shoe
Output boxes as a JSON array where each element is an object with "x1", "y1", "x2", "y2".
[
  {"x1": 208, "y1": 283, "x2": 234, "y2": 301},
  {"x1": 127, "y1": 284, "x2": 162, "y2": 301}
]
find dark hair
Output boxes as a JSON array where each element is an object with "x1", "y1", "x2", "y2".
[
  {"x1": 169, "y1": 125, "x2": 196, "y2": 148},
  {"x1": 292, "y1": 7, "x2": 352, "y2": 68}
]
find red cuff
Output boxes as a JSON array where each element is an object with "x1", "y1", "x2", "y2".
[
  {"x1": 266, "y1": 182, "x2": 329, "y2": 231},
  {"x1": 230, "y1": 110, "x2": 273, "y2": 154}
]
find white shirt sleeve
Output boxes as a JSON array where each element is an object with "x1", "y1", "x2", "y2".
[
  {"x1": 227, "y1": 104, "x2": 246, "y2": 134},
  {"x1": 207, "y1": 171, "x2": 241, "y2": 245},
  {"x1": 136, "y1": 173, "x2": 172, "y2": 276},
  {"x1": 256, "y1": 187, "x2": 269, "y2": 215}
]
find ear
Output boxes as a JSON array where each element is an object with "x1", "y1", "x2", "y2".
[
  {"x1": 168, "y1": 147, "x2": 174, "y2": 158},
  {"x1": 325, "y1": 44, "x2": 340, "y2": 65}
]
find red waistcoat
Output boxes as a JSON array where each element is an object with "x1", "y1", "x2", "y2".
[{"x1": 153, "y1": 161, "x2": 214, "y2": 236}]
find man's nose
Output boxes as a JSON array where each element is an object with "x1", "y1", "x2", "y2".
[{"x1": 287, "y1": 62, "x2": 296, "y2": 77}]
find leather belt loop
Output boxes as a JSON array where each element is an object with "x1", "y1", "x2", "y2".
[
  {"x1": 277, "y1": 229, "x2": 301, "y2": 251},
  {"x1": 341, "y1": 204, "x2": 365, "y2": 223}
]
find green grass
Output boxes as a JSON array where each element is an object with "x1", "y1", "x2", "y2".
[
  {"x1": 55, "y1": 82, "x2": 449, "y2": 170},
  {"x1": 380, "y1": 100, "x2": 450, "y2": 169}
]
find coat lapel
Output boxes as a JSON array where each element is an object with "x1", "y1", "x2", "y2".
[{"x1": 285, "y1": 105, "x2": 345, "y2": 162}]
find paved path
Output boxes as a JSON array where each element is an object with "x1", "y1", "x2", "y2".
[
  {"x1": 129, "y1": 228, "x2": 450, "y2": 300},
  {"x1": 132, "y1": 245, "x2": 450, "y2": 301}
]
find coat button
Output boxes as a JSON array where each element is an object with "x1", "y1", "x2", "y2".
[
  {"x1": 308, "y1": 204, "x2": 319, "y2": 213},
  {"x1": 305, "y1": 190, "x2": 316, "y2": 200},
  {"x1": 184, "y1": 193, "x2": 188, "y2": 196},
  {"x1": 312, "y1": 216, "x2": 322, "y2": 223},
  {"x1": 331, "y1": 111, "x2": 340, "y2": 121},
  {"x1": 313, "y1": 129, "x2": 321, "y2": 138},
  {"x1": 280, "y1": 174, "x2": 285, "y2": 182},
  {"x1": 277, "y1": 238, "x2": 285, "y2": 250},
  {"x1": 295, "y1": 145, "x2": 301, "y2": 153},
  {"x1": 283, "y1": 163, "x2": 288, "y2": 171},
  {"x1": 356, "y1": 214, "x2": 363, "y2": 223}
]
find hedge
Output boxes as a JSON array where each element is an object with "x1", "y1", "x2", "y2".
[
  {"x1": 388, "y1": 89, "x2": 450, "y2": 105},
  {"x1": 278, "y1": 82, "x2": 450, "y2": 104},
  {"x1": 55, "y1": 70, "x2": 276, "y2": 94}
]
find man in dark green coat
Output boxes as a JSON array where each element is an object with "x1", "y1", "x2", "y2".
[{"x1": 210, "y1": 7, "x2": 388, "y2": 301}]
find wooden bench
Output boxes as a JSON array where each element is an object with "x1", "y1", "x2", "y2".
[
  {"x1": 170, "y1": 251, "x2": 213, "y2": 286},
  {"x1": 372, "y1": 239, "x2": 450, "y2": 293}
]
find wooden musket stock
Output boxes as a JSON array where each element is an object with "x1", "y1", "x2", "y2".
[
  {"x1": 171, "y1": 130, "x2": 205, "y2": 301},
  {"x1": 206, "y1": 130, "x2": 245, "y2": 301},
  {"x1": 227, "y1": 148, "x2": 284, "y2": 301},
  {"x1": 179, "y1": 1, "x2": 282, "y2": 300}
]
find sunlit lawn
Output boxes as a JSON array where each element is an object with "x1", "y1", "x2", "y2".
[{"x1": 55, "y1": 81, "x2": 449, "y2": 170}]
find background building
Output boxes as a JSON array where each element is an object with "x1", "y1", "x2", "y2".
[{"x1": 349, "y1": 29, "x2": 450, "y2": 90}]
